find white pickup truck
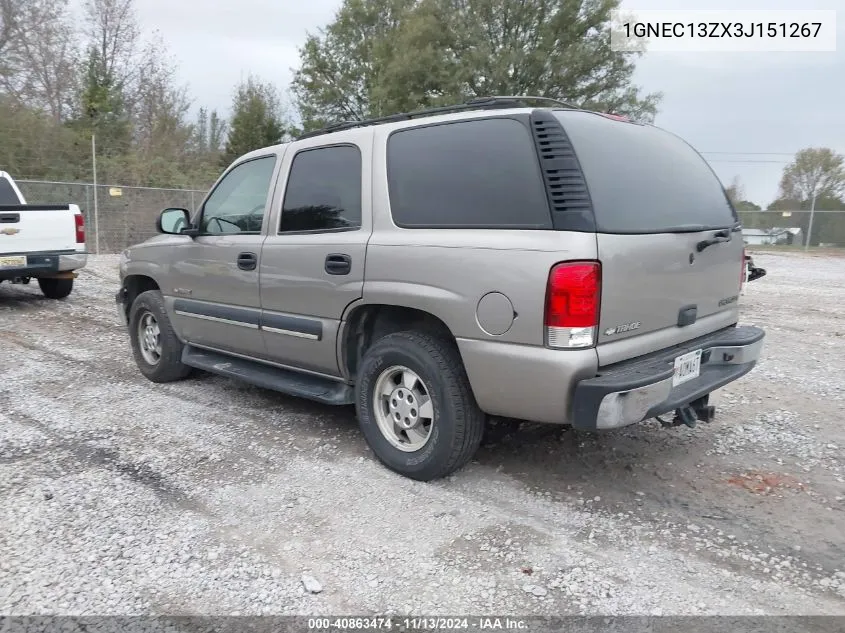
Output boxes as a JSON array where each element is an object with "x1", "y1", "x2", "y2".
[{"x1": 0, "y1": 171, "x2": 87, "y2": 299}]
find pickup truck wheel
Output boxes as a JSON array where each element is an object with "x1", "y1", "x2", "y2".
[
  {"x1": 128, "y1": 290, "x2": 191, "y2": 383},
  {"x1": 356, "y1": 331, "x2": 485, "y2": 481},
  {"x1": 38, "y1": 277, "x2": 73, "y2": 299}
]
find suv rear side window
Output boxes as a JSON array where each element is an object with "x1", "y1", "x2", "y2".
[
  {"x1": 280, "y1": 145, "x2": 362, "y2": 233},
  {"x1": 554, "y1": 111, "x2": 736, "y2": 234},
  {"x1": 387, "y1": 118, "x2": 552, "y2": 229},
  {"x1": 0, "y1": 178, "x2": 21, "y2": 205}
]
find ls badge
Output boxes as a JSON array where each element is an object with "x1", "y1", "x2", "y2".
[{"x1": 604, "y1": 321, "x2": 641, "y2": 336}]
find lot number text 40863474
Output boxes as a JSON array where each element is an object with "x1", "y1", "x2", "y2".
[{"x1": 306, "y1": 617, "x2": 530, "y2": 630}]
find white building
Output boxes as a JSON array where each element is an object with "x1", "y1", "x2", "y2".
[{"x1": 741, "y1": 227, "x2": 802, "y2": 246}]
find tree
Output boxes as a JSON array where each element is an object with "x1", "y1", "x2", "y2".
[
  {"x1": 184, "y1": 107, "x2": 227, "y2": 187},
  {"x1": 0, "y1": 0, "x2": 13, "y2": 61},
  {"x1": 66, "y1": 0, "x2": 141, "y2": 178},
  {"x1": 778, "y1": 148, "x2": 845, "y2": 203},
  {"x1": 0, "y1": 0, "x2": 269, "y2": 191},
  {"x1": 292, "y1": 0, "x2": 661, "y2": 131},
  {"x1": 724, "y1": 175, "x2": 761, "y2": 218},
  {"x1": 73, "y1": 44, "x2": 132, "y2": 157},
  {"x1": 126, "y1": 37, "x2": 195, "y2": 187},
  {"x1": 192, "y1": 107, "x2": 226, "y2": 155},
  {"x1": 221, "y1": 77, "x2": 289, "y2": 167},
  {"x1": 0, "y1": 95, "x2": 89, "y2": 180},
  {"x1": 771, "y1": 148, "x2": 845, "y2": 247},
  {"x1": 0, "y1": 0, "x2": 25, "y2": 97},
  {"x1": 0, "y1": 0, "x2": 77, "y2": 122},
  {"x1": 82, "y1": 0, "x2": 140, "y2": 95},
  {"x1": 67, "y1": 0, "x2": 206, "y2": 185},
  {"x1": 724, "y1": 175, "x2": 744, "y2": 204}
]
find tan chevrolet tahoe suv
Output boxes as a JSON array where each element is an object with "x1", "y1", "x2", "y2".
[{"x1": 116, "y1": 97, "x2": 765, "y2": 481}]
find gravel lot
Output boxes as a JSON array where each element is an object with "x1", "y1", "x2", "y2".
[{"x1": 1, "y1": 251, "x2": 844, "y2": 616}]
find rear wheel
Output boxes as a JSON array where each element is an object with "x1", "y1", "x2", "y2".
[
  {"x1": 356, "y1": 330, "x2": 485, "y2": 481},
  {"x1": 128, "y1": 290, "x2": 191, "y2": 383},
  {"x1": 38, "y1": 277, "x2": 73, "y2": 299}
]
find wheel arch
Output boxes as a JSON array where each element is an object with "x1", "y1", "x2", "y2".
[
  {"x1": 121, "y1": 274, "x2": 161, "y2": 319},
  {"x1": 340, "y1": 303, "x2": 460, "y2": 381}
]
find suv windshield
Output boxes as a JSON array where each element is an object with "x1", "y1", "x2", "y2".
[{"x1": 554, "y1": 111, "x2": 737, "y2": 234}]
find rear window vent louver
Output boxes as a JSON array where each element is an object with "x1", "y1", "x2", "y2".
[{"x1": 529, "y1": 110, "x2": 595, "y2": 232}]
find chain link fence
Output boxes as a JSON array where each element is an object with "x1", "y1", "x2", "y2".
[
  {"x1": 737, "y1": 209, "x2": 845, "y2": 249},
  {"x1": 15, "y1": 180, "x2": 207, "y2": 254},
  {"x1": 12, "y1": 179, "x2": 845, "y2": 253}
]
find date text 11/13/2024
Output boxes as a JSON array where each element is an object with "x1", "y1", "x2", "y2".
[{"x1": 307, "y1": 617, "x2": 530, "y2": 630}]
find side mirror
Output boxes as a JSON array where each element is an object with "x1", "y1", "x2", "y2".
[{"x1": 157, "y1": 208, "x2": 192, "y2": 235}]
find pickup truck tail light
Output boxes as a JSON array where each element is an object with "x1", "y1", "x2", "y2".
[
  {"x1": 545, "y1": 261, "x2": 601, "y2": 349},
  {"x1": 75, "y1": 213, "x2": 85, "y2": 244}
]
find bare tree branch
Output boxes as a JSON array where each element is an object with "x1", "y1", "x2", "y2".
[{"x1": 0, "y1": 0, "x2": 77, "y2": 122}]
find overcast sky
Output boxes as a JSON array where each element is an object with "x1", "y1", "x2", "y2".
[{"x1": 104, "y1": 0, "x2": 843, "y2": 206}]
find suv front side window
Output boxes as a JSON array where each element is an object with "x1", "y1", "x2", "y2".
[
  {"x1": 200, "y1": 156, "x2": 277, "y2": 235},
  {"x1": 280, "y1": 145, "x2": 362, "y2": 233}
]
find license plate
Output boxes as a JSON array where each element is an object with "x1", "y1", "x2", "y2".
[
  {"x1": 0, "y1": 255, "x2": 26, "y2": 269},
  {"x1": 673, "y1": 349, "x2": 702, "y2": 387}
]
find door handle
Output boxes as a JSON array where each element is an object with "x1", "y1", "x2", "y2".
[
  {"x1": 325, "y1": 253, "x2": 351, "y2": 275},
  {"x1": 237, "y1": 252, "x2": 257, "y2": 271}
]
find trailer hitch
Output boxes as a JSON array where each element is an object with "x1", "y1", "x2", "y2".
[{"x1": 659, "y1": 396, "x2": 716, "y2": 428}]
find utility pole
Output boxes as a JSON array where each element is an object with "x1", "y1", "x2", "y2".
[
  {"x1": 92, "y1": 134, "x2": 100, "y2": 255},
  {"x1": 804, "y1": 191, "x2": 817, "y2": 251}
]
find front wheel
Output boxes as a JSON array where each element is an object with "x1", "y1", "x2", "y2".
[
  {"x1": 38, "y1": 277, "x2": 73, "y2": 299},
  {"x1": 355, "y1": 331, "x2": 485, "y2": 481},
  {"x1": 128, "y1": 290, "x2": 191, "y2": 383}
]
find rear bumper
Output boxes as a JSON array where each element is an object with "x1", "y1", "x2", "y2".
[
  {"x1": 571, "y1": 325, "x2": 765, "y2": 430},
  {"x1": 0, "y1": 251, "x2": 87, "y2": 281},
  {"x1": 58, "y1": 252, "x2": 87, "y2": 271}
]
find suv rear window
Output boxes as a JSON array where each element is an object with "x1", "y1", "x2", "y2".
[
  {"x1": 554, "y1": 111, "x2": 736, "y2": 234},
  {"x1": 0, "y1": 178, "x2": 21, "y2": 205},
  {"x1": 281, "y1": 145, "x2": 362, "y2": 232},
  {"x1": 386, "y1": 117, "x2": 552, "y2": 229}
]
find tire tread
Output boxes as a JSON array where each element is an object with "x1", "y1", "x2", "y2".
[
  {"x1": 129, "y1": 290, "x2": 191, "y2": 383},
  {"x1": 361, "y1": 330, "x2": 485, "y2": 480},
  {"x1": 38, "y1": 277, "x2": 73, "y2": 299}
]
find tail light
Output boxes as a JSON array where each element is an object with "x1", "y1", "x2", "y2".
[
  {"x1": 545, "y1": 261, "x2": 601, "y2": 349},
  {"x1": 740, "y1": 247, "x2": 747, "y2": 291},
  {"x1": 75, "y1": 213, "x2": 85, "y2": 244}
]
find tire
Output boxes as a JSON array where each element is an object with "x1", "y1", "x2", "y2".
[
  {"x1": 128, "y1": 289, "x2": 192, "y2": 383},
  {"x1": 38, "y1": 277, "x2": 73, "y2": 299},
  {"x1": 355, "y1": 330, "x2": 485, "y2": 481}
]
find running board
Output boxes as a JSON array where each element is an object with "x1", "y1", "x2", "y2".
[{"x1": 181, "y1": 346, "x2": 354, "y2": 406}]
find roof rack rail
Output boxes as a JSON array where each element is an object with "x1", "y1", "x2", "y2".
[
  {"x1": 296, "y1": 95, "x2": 581, "y2": 140},
  {"x1": 466, "y1": 95, "x2": 582, "y2": 109}
]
